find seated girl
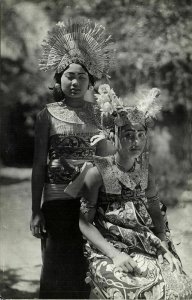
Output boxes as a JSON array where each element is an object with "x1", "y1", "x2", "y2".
[{"x1": 79, "y1": 85, "x2": 192, "y2": 300}]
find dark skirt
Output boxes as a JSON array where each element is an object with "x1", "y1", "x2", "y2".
[{"x1": 39, "y1": 199, "x2": 89, "y2": 299}]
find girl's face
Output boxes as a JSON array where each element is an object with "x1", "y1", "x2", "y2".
[
  {"x1": 117, "y1": 123, "x2": 147, "y2": 158},
  {"x1": 61, "y1": 63, "x2": 89, "y2": 99}
]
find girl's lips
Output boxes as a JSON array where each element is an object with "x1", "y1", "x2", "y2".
[
  {"x1": 131, "y1": 147, "x2": 141, "y2": 151},
  {"x1": 70, "y1": 89, "x2": 81, "y2": 93}
]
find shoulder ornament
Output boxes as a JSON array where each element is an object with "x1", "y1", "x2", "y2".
[{"x1": 46, "y1": 102, "x2": 96, "y2": 125}]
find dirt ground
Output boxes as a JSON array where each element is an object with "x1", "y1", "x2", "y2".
[{"x1": 0, "y1": 167, "x2": 192, "y2": 299}]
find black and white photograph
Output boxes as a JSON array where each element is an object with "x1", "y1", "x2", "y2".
[{"x1": 1, "y1": 0, "x2": 192, "y2": 299}]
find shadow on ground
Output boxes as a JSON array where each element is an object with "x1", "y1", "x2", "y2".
[
  {"x1": 0, "y1": 176, "x2": 30, "y2": 185},
  {"x1": 0, "y1": 167, "x2": 31, "y2": 186},
  {"x1": 0, "y1": 268, "x2": 39, "y2": 299}
]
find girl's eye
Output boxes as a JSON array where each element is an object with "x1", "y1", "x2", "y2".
[
  {"x1": 79, "y1": 75, "x2": 87, "y2": 80},
  {"x1": 65, "y1": 75, "x2": 74, "y2": 80},
  {"x1": 138, "y1": 132, "x2": 146, "y2": 138},
  {"x1": 125, "y1": 132, "x2": 134, "y2": 139}
]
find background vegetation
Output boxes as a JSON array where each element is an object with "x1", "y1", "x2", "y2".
[{"x1": 1, "y1": 0, "x2": 192, "y2": 205}]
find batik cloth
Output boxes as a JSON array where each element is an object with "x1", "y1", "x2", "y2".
[{"x1": 83, "y1": 156, "x2": 192, "y2": 300}]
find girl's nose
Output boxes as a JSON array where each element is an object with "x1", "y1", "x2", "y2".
[
  {"x1": 72, "y1": 79, "x2": 79, "y2": 86},
  {"x1": 133, "y1": 136, "x2": 139, "y2": 145}
]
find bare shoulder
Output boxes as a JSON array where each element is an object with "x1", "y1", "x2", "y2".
[
  {"x1": 148, "y1": 163, "x2": 156, "y2": 179},
  {"x1": 146, "y1": 163, "x2": 157, "y2": 197},
  {"x1": 36, "y1": 107, "x2": 49, "y2": 123},
  {"x1": 148, "y1": 163, "x2": 154, "y2": 173},
  {"x1": 84, "y1": 166, "x2": 103, "y2": 187}
]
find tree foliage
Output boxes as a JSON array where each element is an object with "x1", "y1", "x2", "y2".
[{"x1": 1, "y1": 0, "x2": 192, "y2": 171}]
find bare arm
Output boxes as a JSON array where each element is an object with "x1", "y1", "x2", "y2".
[
  {"x1": 82, "y1": 166, "x2": 102, "y2": 223},
  {"x1": 30, "y1": 108, "x2": 49, "y2": 238},
  {"x1": 146, "y1": 164, "x2": 166, "y2": 241},
  {"x1": 146, "y1": 165, "x2": 182, "y2": 272},
  {"x1": 79, "y1": 212, "x2": 120, "y2": 259},
  {"x1": 80, "y1": 167, "x2": 138, "y2": 273}
]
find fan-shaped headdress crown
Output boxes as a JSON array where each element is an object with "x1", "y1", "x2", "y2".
[{"x1": 39, "y1": 18, "x2": 115, "y2": 79}]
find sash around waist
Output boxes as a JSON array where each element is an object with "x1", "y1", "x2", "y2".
[
  {"x1": 44, "y1": 161, "x2": 93, "y2": 201},
  {"x1": 49, "y1": 158, "x2": 89, "y2": 167},
  {"x1": 43, "y1": 183, "x2": 79, "y2": 202}
]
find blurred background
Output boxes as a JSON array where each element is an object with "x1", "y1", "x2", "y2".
[{"x1": 0, "y1": 0, "x2": 192, "y2": 298}]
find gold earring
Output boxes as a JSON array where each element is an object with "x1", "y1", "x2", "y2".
[{"x1": 89, "y1": 85, "x2": 94, "y2": 91}]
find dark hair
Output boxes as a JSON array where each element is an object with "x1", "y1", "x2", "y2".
[
  {"x1": 54, "y1": 64, "x2": 95, "y2": 86},
  {"x1": 51, "y1": 63, "x2": 95, "y2": 101}
]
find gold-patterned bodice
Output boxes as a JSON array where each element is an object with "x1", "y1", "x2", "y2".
[{"x1": 45, "y1": 102, "x2": 100, "y2": 185}]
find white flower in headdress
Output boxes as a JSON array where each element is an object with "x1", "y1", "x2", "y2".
[
  {"x1": 95, "y1": 84, "x2": 123, "y2": 115},
  {"x1": 136, "y1": 88, "x2": 161, "y2": 119},
  {"x1": 101, "y1": 102, "x2": 114, "y2": 114},
  {"x1": 95, "y1": 93, "x2": 110, "y2": 104},
  {"x1": 98, "y1": 84, "x2": 111, "y2": 94},
  {"x1": 95, "y1": 84, "x2": 161, "y2": 128}
]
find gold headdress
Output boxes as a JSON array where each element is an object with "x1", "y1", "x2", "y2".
[
  {"x1": 90, "y1": 84, "x2": 161, "y2": 176},
  {"x1": 94, "y1": 84, "x2": 161, "y2": 129},
  {"x1": 39, "y1": 18, "x2": 115, "y2": 79}
]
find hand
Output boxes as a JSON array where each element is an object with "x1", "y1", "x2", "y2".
[
  {"x1": 112, "y1": 252, "x2": 139, "y2": 274},
  {"x1": 158, "y1": 242, "x2": 182, "y2": 273},
  {"x1": 157, "y1": 240, "x2": 168, "y2": 263},
  {"x1": 30, "y1": 211, "x2": 46, "y2": 239}
]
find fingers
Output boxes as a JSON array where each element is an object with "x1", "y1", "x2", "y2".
[
  {"x1": 123, "y1": 262, "x2": 133, "y2": 273},
  {"x1": 173, "y1": 257, "x2": 182, "y2": 274},
  {"x1": 117, "y1": 256, "x2": 137, "y2": 273},
  {"x1": 42, "y1": 224, "x2": 47, "y2": 233},
  {"x1": 164, "y1": 253, "x2": 173, "y2": 271},
  {"x1": 31, "y1": 225, "x2": 42, "y2": 238},
  {"x1": 30, "y1": 213, "x2": 46, "y2": 239},
  {"x1": 31, "y1": 223, "x2": 46, "y2": 239},
  {"x1": 35, "y1": 226, "x2": 42, "y2": 238},
  {"x1": 117, "y1": 263, "x2": 133, "y2": 273},
  {"x1": 158, "y1": 254, "x2": 164, "y2": 264},
  {"x1": 158, "y1": 248, "x2": 183, "y2": 274},
  {"x1": 164, "y1": 253, "x2": 182, "y2": 273},
  {"x1": 129, "y1": 259, "x2": 137, "y2": 269}
]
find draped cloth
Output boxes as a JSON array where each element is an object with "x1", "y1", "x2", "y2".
[
  {"x1": 38, "y1": 101, "x2": 99, "y2": 299},
  {"x1": 83, "y1": 156, "x2": 192, "y2": 300}
]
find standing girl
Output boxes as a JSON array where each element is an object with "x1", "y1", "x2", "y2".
[{"x1": 30, "y1": 18, "x2": 115, "y2": 299}]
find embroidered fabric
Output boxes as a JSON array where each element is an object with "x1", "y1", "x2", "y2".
[
  {"x1": 43, "y1": 103, "x2": 99, "y2": 186},
  {"x1": 93, "y1": 155, "x2": 148, "y2": 194},
  {"x1": 49, "y1": 118, "x2": 99, "y2": 136},
  {"x1": 48, "y1": 135, "x2": 96, "y2": 162},
  {"x1": 46, "y1": 101, "x2": 101, "y2": 127},
  {"x1": 147, "y1": 194, "x2": 159, "y2": 204}
]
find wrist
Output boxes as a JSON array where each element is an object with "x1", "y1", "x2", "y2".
[
  {"x1": 156, "y1": 232, "x2": 167, "y2": 242},
  {"x1": 32, "y1": 207, "x2": 41, "y2": 215},
  {"x1": 107, "y1": 247, "x2": 121, "y2": 260}
]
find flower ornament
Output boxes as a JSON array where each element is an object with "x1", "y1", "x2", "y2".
[
  {"x1": 98, "y1": 84, "x2": 111, "y2": 94},
  {"x1": 95, "y1": 84, "x2": 161, "y2": 130},
  {"x1": 95, "y1": 84, "x2": 123, "y2": 116},
  {"x1": 136, "y1": 88, "x2": 161, "y2": 119}
]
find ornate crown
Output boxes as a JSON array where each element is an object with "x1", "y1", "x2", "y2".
[
  {"x1": 39, "y1": 18, "x2": 115, "y2": 79},
  {"x1": 94, "y1": 84, "x2": 161, "y2": 128}
]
